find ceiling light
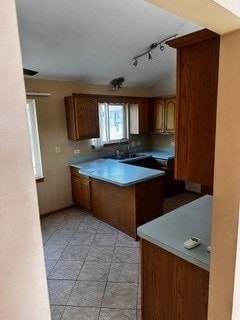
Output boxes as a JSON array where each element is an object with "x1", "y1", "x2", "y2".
[
  {"x1": 132, "y1": 34, "x2": 177, "y2": 66},
  {"x1": 110, "y1": 77, "x2": 124, "y2": 90}
]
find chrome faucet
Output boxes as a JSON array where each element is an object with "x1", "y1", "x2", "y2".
[{"x1": 117, "y1": 138, "x2": 131, "y2": 158}]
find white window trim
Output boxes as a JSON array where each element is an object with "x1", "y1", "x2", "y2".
[
  {"x1": 92, "y1": 103, "x2": 129, "y2": 149},
  {"x1": 26, "y1": 99, "x2": 43, "y2": 179}
]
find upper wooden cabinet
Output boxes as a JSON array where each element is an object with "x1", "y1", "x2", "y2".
[
  {"x1": 65, "y1": 94, "x2": 99, "y2": 140},
  {"x1": 167, "y1": 29, "x2": 220, "y2": 187},
  {"x1": 150, "y1": 96, "x2": 176, "y2": 133},
  {"x1": 129, "y1": 98, "x2": 149, "y2": 134}
]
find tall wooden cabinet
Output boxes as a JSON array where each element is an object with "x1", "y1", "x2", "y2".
[
  {"x1": 150, "y1": 97, "x2": 176, "y2": 133},
  {"x1": 167, "y1": 29, "x2": 220, "y2": 187},
  {"x1": 65, "y1": 94, "x2": 99, "y2": 140}
]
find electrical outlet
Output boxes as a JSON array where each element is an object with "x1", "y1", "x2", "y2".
[
  {"x1": 131, "y1": 141, "x2": 136, "y2": 147},
  {"x1": 171, "y1": 141, "x2": 175, "y2": 147},
  {"x1": 55, "y1": 146, "x2": 61, "y2": 154},
  {"x1": 137, "y1": 141, "x2": 141, "y2": 146},
  {"x1": 74, "y1": 149, "x2": 80, "y2": 155}
]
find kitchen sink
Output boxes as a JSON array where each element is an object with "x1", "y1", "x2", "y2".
[{"x1": 105, "y1": 153, "x2": 146, "y2": 160}]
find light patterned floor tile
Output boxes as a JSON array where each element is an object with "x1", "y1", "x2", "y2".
[
  {"x1": 67, "y1": 281, "x2": 106, "y2": 307},
  {"x1": 99, "y1": 308, "x2": 137, "y2": 320},
  {"x1": 48, "y1": 260, "x2": 83, "y2": 280},
  {"x1": 108, "y1": 263, "x2": 139, "y2": 283},
  {"x1": 78, "y1": 261, "x2": 111, "y2": 281},
  {"x1": 47, "y1": 280, "x2": 75, "y2": 305},
  {"x1": 102, "y1": 282, "x2": 138, "y2": 309},
  {"x1": 61, "y1": 306, "x2": 100, "y2": 320}
]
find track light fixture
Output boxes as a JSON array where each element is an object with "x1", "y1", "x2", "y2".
[
  {"x1": 133, "y1": 59, "x2": 138, "y2": 66},
  {"x1": 132, "y1": 34, "x2": 177, "y2": 66},
  {"x1": 148, "y1": 53, "x2": 153, "y2": 60},
  {"x1": 110, "y1": 77, "x2": 124, "y2": 90}
]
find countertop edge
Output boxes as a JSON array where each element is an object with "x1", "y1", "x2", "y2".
[
  {"x1": 138, "y1": 231, "x2": 210, "y2": 272},
  {"x1": 79, "y1": 169, "x2": 165, "y2": 186}
]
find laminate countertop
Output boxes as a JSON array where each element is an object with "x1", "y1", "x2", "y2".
[
  {"x1": 71, "y1": 158, "x2": 165, "y2": 187},
  {"x1": 137, "y1": 195, "x2": 212, "y2": 271}
]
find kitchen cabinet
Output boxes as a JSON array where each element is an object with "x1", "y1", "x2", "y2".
[
  {"x1": 124, "y1": 156, "x2": 184, "y2": 197},
  {"x1": 167, "y1": 29, "x2": 220, "y2": 187},
  {"x1": 91, "y1": 176, "x2": 163, "y2": 239},
  {"x1": 150, "y1": 97, "x2": 176, "y2": 133},
  {"x1": 70, "y1": 166, "x2": 91, "y2": 211},
  {"x1": 65, "y1": 94, "x2": 99, "y2": 140},
  {"x1": 141, "y1": 239, "x2": 209, "y2": 320},
  {"x1": 138, "y1": 195, "x2": 212, "y2": 320},
  {"x1": 129, "y1": 98, "x2": 149, "y2": 134}
]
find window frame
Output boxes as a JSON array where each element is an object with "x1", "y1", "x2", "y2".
[
  {"x1": 98, "y1": 102, "x2": 129, "y2": 145},
  {"x1": 26, "y1": 99, "x2": 43, "y2": 180}
]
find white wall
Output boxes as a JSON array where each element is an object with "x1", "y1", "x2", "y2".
[{"x1": 0, "y1": 1, "x2": 51, "y2": 319}]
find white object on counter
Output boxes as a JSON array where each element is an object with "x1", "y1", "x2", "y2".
[{"x1": 137, "y1": 195, "x2": 212, "y2": 271}]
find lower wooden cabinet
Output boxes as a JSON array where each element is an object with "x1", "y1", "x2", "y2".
[
  {"x1": 70, "y1": 166, "x2": 91, "y2": 211},
  {"x1": 91, "y1": 176, "x2": 164, "y2": 239},
  {"x1": 141, "y1": 239, "x2": 209, "y2": 320}
]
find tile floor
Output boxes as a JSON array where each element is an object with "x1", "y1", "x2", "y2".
[{"x1": 42, "y1": 192, "x2": 200, "y2": 320}]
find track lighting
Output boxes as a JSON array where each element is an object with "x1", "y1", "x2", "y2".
[
  {"x1": 110, "y1": 77, "x2": 124, "y2": 90},
  {"x1": 133, "y1": 59, "x2": 138, "y2": 67},
  {"x1": 148, "y1": 53, "x2": 153, "y2": 60},
  {"x1": 132, "y1": 34, "x2": 177, "y2": 66}
]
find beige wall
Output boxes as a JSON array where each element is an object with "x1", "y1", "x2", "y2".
[
  {"x1": 208, "y1": 29, "x2": 240, "y2": 320},
  {"x1": 25, "y1": 78, "x2": 150, "y2": 214},
  {"x1": 0, "y1": 1, "x2": 50, "y2": 319}
]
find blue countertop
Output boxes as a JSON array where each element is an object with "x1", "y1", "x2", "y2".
[
  {"x1": 71, "y1": 158, "x2": 165, "y2": 187},
  {"x1": 137, "y1": 195, "x2": 212, "y2": 271}
]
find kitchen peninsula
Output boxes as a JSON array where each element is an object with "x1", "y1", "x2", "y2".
[
  {"x1": 138, "y1": 195, "x2": 212, "y2": 320},
  {"x1": 70, "y1": 158, "x2": 165, "y2": 239}
]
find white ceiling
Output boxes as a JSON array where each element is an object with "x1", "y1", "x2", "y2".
[{"x1": 15, "y1": 0, "x2": 202, "y2": 87}]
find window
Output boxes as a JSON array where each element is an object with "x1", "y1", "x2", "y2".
[
  {"x1": 26, "y1": 99, "x2": 43, "y2": 179},
  {"x1": 98, "y1": 103, "x2": 128, "y2": 145}
]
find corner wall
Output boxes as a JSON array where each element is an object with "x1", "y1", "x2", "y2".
[
  {"x1": 25, "y1": 78, "x2": 149, "y2": 214},
  {"x1": 208, "y1": 29, "x2": 240, "y2": 320},
  {"x1": 0, "y1": 1, "x2": 50, "y2": 319}
]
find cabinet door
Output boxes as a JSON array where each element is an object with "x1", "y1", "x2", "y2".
[
  {"x1": 129, "y1": 99, "x2": 149, "y2": 134},
  {"x1": 164, "y1": 99, "x2": 175, "y2": 133},
  {"x1": 138, "y1": 99, "x2": 149, "y2": 133},
  {"x1": 74, "y1": 96, "x2": 99, "y2": 139},
  {"x1": 81, "y1": 179, "x2": 91, "y2": 210},
  {"x1": 153, "y1": 100, "x2": 165, "y2": 132},
  {"x1": 71, "y1": 175, "x2": 82, "y2": 205},
  {"x1": 168, "y1": 30, "x2": 219, "y2": 187},
  {"x1": 70, "y1": 167, "x2": 92, "y2": 211}
]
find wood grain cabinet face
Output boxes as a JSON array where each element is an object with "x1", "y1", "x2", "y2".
[
  {"x1": 164, "y1": 99, "x2": 175, "y2": 132},
  {"x1": 141, "y1": 239, "x2": 209, "y2": 320},
  {"x1": 70, "y1": 167, "x2": 92, "y2": 211},
  {"x1": 167, "y1": 29, "x2": 220, "y2": 187},
  {"x1": 130, "y1": 99, "x2": 149, "y2": 134},
  {"x1": 65, "y1": 95, "x2": 99, "y2": 140},
  {"x1": 151, "y1": 97, "x2": 176, "y2": 133}
]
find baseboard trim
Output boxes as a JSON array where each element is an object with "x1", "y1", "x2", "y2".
[{"x1": 40, "y1": 204, "x2": 75, "y2": 218}]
